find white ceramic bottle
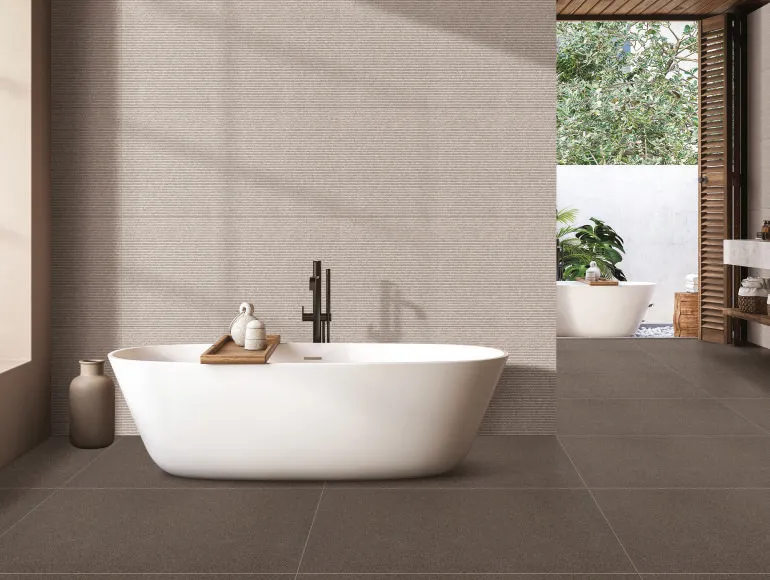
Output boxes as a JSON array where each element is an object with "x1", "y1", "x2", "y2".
[
  {"x1": 585, "y1": 261, "x2": 601, "y2": 282},
  {"x1": 230, "y1": 303, "x2": 257, "y2": 346}
]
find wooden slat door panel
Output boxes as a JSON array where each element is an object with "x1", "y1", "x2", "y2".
[{"x1": 698, "y1": 15, "x2": 733, "y2": 344}]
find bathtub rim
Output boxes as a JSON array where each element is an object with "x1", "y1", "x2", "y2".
[
  {"x1": 108, "y1": 342, "x2": 509, "y2": 367},
  {"x1": 556, "y1": 280, "x2": 656, "y2": 287}
]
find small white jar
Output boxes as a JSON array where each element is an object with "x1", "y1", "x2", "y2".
[
  {"x1": 244, "y1": 319, "x2": 267, "y2": 351},
  {"x1": 585, "y1": 261, "x2": 601, "y2": 282}
]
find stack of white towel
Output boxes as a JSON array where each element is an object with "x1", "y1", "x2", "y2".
[{"x1": 685, "y1": 274, "x2": 699, "y2": 293}]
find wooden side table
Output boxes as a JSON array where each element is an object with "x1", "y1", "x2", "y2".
[{"x1": 674, "y1": 292, "x2": 699, "y2": 338}]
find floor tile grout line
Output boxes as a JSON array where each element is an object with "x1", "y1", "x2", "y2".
[
  {"x1": 556, "y1": 435, "x2": 643, "y2": 580},
  {"x1": 557, "y1": 433, "x2": 770, "y2": 438},
  {"x1": 0, "y1": 443, "x2": 117, "y2": 544},
  {"x1": 587, "y1": 487, "x2": 770, "y2": 490},
  {"x1": 0, "y1": 488, "x2": 59, "y2": 544},
  {"x1": 714, "y1": 397, "x2": 770, "y2": 401},
  {"x1": 5, "y1": 485, "x2": 770, "y2": 491},
  {"x1": 559, "y1": 397, "x2": 719, "y2": 400},
  {"x1": 0, "y1": 573, "x2": 712, "y2": 577},
  {"x1": 62, "y1": 439, "x2": 125, "y2": 487},
  {"x1": 711, "y1": 399, "x2": 770, "y2": 436},
  {"x1": 294, "y1": 482, "x2": 325, "y2": 579},
  {"x1": 638, "y1": 343, "x2": 770, "y2": 435},
  {"x1": 653, "y1": 352, "x2": 770, "y2": 413},
  {"x1": 0, "y1": 573, "x2": 740, "y2": 576},
  {"x1": 1, "y1": 486, "x2": 589, "y2": 491},
  {"x1": 630, "y1": 348, "x2": 718, "y2": 400}
]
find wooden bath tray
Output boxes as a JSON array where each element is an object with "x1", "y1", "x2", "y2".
[
  {"x1": 200, "y1": 334, "x2": 280, "y2": 364},
  {"x1": 576, "y1": 278, "x2": 619, "y2": 286}
]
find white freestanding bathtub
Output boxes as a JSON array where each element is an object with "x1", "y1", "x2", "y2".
[
  {"x1": 557, "y1": 281, "x2": 656, "y2": 338},
  {"x1": 108, "y1": 342, "x2": 507, "y2": 480}
]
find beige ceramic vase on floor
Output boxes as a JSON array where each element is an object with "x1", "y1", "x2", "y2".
[{"x1": 69, "y1": 359, "x2": 115, "y2": 449}]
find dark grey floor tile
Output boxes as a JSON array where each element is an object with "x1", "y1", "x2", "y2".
[
  {"x1": 639, "y1": 343, "x2": 770, "y2": 398},
  {"x1": 0, "y1": 489, "x2": 50, "y2": 535},
  {"x1": 0, "y1": 437, "x2": 106, "y2": 488},
  {"x1": 637, "y1": 338, "x2": 749, "y2": 364},
  {"x1": 328, "y1": 436, "x2": 582, "y2": 489},
  {"x1": 642, "y1": 576, "x2": 770, "y2": 579},
  {"x1": 676, "y1": 368, "x2": 770, "y2": 399},
  {"x1": 0, "y1": 576, "x2": 291, "y2": 579},
  {"x1": 558, "y1": 337, "x2": 644, "y2": 352},
  {"x1": 561, "y1": 436, "x2": 770, "y2": 488},
  {"x1": 66, "y1": 436, "x2": 322, "y2": 489},
  {"x1": 558, "y1": 348, "x2": 657, "y2": 375},
  {"x1": 299, "y1": 489, "x2": 634, "y2": 574},
  {"x1": 299, "y1": 574, "x2": 640, "y2": 580},
  {"x1": 558, "y1": 367, "x2": 710, "y2": 399},
  {"x1": 0, "y1": 489, "x2": 320, "y2": 573},
  {"x1": 721, "y1": 399, "x2": 770, "y2": 433},
  {"x1": 595, "y1": 489, "x2": 770, "y2": 573},
  {"x1": 557, "y1": 399, "x2": 764, "y2": 435},
  {"x1": 584, "y1": 336, "x2": 770, "y2": 399}
]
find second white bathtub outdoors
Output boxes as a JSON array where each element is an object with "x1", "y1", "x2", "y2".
[{"x1": 557, "y1": 281, "x2": 656, "y2": 338}]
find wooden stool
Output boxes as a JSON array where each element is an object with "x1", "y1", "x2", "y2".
[{"x1": 674, "y1": 292, "x2": 698, "y2": 338}]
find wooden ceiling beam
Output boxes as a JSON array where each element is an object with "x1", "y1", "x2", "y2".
[
  {"x1": 561, "y1": 0, "x2": 593, "y2": 14},
  {"x1": 575, "y1": 0, "x2": 608, "y2": 12},
  {"x1": 699, "y1": 0, "x2": 735, "y2": 13},
  {"x1": 557, "y1": 0, "x2": 769, "y2": 16},
  {"x1": 626, "y1": 0, "x2": 670, "y2": 13},
  {"x1": 602, "y1": 0, "x2": 646, "y2": 13},
  {"x1": 588, "y1": 0, "x2": 620, "y2": 13},
  {"x1": 661, "y1": 0, "x2": 705, "y2": 14},
  {"x1": 641, "y1": 0, "x2": 686, "y2": 13}
]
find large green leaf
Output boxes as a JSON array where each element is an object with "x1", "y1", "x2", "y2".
[{"x1": 557, "y1": 209, "x2": 627, "y2": 281}]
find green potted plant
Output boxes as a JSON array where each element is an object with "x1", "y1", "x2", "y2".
[{"x1": 557, "y1": 208, "x2": 627, "y2": 281}]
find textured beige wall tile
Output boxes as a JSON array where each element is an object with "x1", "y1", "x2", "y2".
[{"x1": 52, "y1": 0, "x2": 556, "y2": 435}]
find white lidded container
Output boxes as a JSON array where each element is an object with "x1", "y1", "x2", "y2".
[{"x1": 244, "y1": 319, "x2": 266, "y2": 351}]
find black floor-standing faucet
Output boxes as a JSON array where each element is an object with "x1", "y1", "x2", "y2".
[{"x1": 301, "y1": 260, "x2": 331, "y2": 343}]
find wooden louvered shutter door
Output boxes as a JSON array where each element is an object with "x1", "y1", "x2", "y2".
[{"x1": 698, "y1": 15, "x2": 734, "y2": 344}]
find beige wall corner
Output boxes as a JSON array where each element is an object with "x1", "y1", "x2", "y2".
[
  {"x1": 0, "y1": 0, "x2": 51, "y2": 468},
  {"x1": 747, "y1": 3, "x2": 770, "y2": 348}
]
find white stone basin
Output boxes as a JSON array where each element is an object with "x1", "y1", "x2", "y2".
[{"x1": 723, "y1": 240, "x2": 770, "y2": 269}]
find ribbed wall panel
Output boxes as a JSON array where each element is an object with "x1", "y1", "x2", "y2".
[{"x1": 51, "y1": 0, "x2": 557, "y2": 435}]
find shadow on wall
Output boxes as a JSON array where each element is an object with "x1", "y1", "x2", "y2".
[
  {"x1": 368, "y1": 280, "x2": 427, "y2": 342},
  {"x1": 0, "y1": 76, "x2": 30, "y2": 99},
  {"x1": 51, "y1": 0, "x2": 120, "y2": 434},
  {"x1": 358, "y1": 0, "x2": 557, "y2": 434},
  {"x1": 359, "y1": 0, "x2": 554, "y2": 64}
]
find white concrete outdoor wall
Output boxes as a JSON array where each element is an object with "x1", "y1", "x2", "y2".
[
  {"x1": 557, "y1": 165, "x2": 698, "y2": 324},
  {"x1": 747, "y1": 3, "x2": 770, "y2": 349}
]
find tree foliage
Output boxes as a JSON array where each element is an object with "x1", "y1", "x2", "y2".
[{"x1": 557, "y1": 21, "x2": 698, "y2": 165}]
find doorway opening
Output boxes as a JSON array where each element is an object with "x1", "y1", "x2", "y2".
[{"x1": 556, "y1": 20, "x2": 700, "y2": 339}]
